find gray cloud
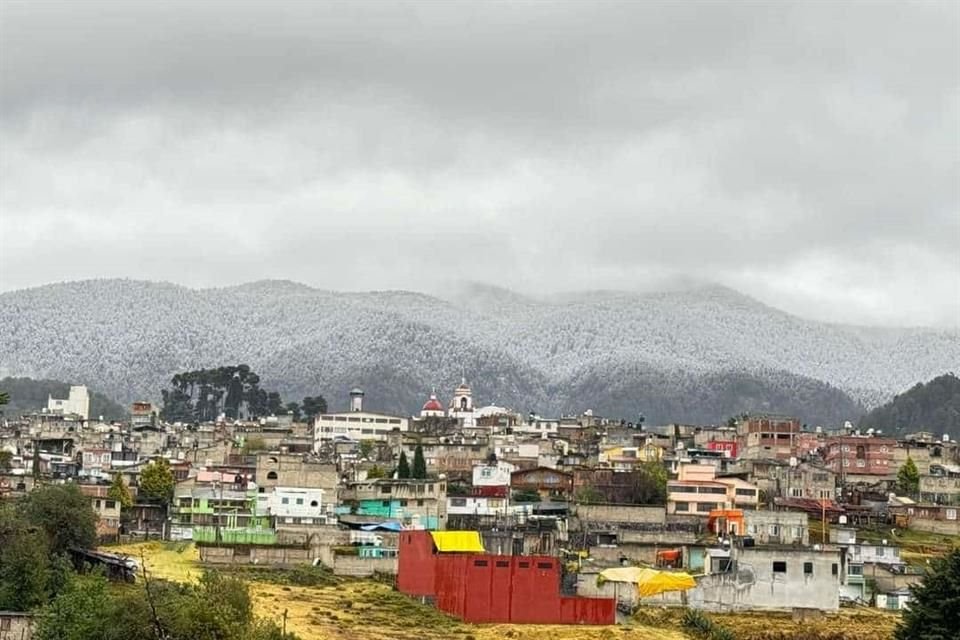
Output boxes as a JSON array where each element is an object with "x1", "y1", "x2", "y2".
[{"x1": 1, "y1": 0, "x2": 957, "y2": 327}]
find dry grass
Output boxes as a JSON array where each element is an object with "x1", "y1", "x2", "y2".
[
  {"x1": 635, "y1": 606, "x2": 900, "y2": 640},
  {"x1": 110, "y1": 542, "x2": 688, "y2": 640}
]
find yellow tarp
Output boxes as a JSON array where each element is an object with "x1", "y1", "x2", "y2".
[
  {"x1": 429, "y1": 530, "x2": 485, "y2": 553},
  {"x1": 599, "y1": 567, "x2": 697, "y2": 597}
]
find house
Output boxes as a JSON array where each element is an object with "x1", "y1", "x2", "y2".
[
  {"x1": 169, "y1": 480, "x2": 271, "y2": 542},
  {"x1": 823, "y1": 436, "x2": 896, "y2": 480},
  {"x1": 447, "y1": 486, "x2": 510, "y2": 517},
  {"x1": 667, "y1": 464, "x2": 760, "y2": 516},
  {"x1": 743, "y1": 510, "x2": 809, "y2": 545},
  {"x1": 688, "y1": 544, "x2": 843, "y2": 612},
  {"x1": 77, "y1": 484, "x2": 122, "y2": 540},
  {"x1": 47, "y1": 384, "x2": 90, "y2": 420},
  {"x1": 598, "y1": 444, "x2": 663, "y2": 469},
  {"x1": 736, "y1": 415, "x2": 803, "y2": 461},
  {"x1": 510, "y1": 466, "x2": 574, "y2": 501},
  {"x1": 257, "y1": 486, "x2": 327, "y2": 525},
  {"x1": 0, "y1": 611, "x2": 34, "y2": 640},
  {"x1": 919, "y1": 463, "x2": 960, "y2": 505},
  {"x1": 472, "y1": 459, "x2": 515, "y2": 487},
  {"x1": 339, "y1": 478, "x2": 447, "y2": 530},
  {"x1": 782, "y1": 462, "x2": 837, "y2": 501}
]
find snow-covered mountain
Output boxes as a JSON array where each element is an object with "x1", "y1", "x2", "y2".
[{"x1": 1, "y1": 279, "x2": 956, "y2": 426}]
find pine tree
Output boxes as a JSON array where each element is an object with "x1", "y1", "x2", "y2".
[
  {"x1": 397, "y1": 451, "x2": 411, "y2": 479},
  {"x1": 897, "y1": 456, "x2": 920, "y2": 498},
  {"x1": 895, "y1": 548, "x2": 960, "y2": 640},
  {"x1": 107, "y1": 473, "x2": 133, "y2": 509},
  {"x1": 412, "y1": 444, "x2": 427, "y2": 479}
]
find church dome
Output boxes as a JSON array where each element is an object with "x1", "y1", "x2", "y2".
[{"x1": 422, "y1": 395, "x2": 443, "y2": 412}]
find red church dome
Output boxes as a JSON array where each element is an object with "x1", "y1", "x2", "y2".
[{"x1": 422, "y1": 395, "x2": 444, "y2": 412}]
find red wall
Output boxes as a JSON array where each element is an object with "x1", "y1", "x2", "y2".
[
  {"x1": 396, "y1": 531, "x2": 437, "y2": 596},
  {"x1": 398, "y1": 532, "x2": 614, "y2": 625}
]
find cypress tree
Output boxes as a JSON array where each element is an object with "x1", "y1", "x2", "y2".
[
  {"x1": 397, "y1": 451, "x2": 411, "y2": 479},
  {"x1": 412, "y1": 444, "x2": 427, "y2": 479}
]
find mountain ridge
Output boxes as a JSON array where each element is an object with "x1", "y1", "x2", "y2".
[{"x1": 1, "y1": 278, "x2": 956, "y2": 426}]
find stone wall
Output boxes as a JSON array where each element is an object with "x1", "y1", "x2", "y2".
[
  {"x1": 331, "y1": 556, "x2": 398, "y2": 577},
  {"x1": 574, "y1": 504, "x2": 666, "y2": 525}
]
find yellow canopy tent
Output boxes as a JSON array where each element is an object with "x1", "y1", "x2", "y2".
[
  {"x1": 429, "y1": 531, "x2": 485, "y2": 553},
  {"x1": 599, "y1": 567, "x2": 696, "y2": 597}
]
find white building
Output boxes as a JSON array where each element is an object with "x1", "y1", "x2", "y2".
[
  {"x1": 47, "y1": 385, "x2": 90, "y2": 420},
  {"x1": 257, "y1": 487, "x2": 327, "y2": 524},
  {"x1": 473, "y1": 460, "x2": 516, "y2": 486},
  {"x1": 313, "y1": 389, "x2": 409, "y2": 450}
]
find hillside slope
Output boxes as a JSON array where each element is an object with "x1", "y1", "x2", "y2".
[
  {"x1": 1, "y1": 279, "x2": 957, "y2": 426},
  {"x1": 0, "y1": 376, "x2": 127, "y2": 420},
  {"x1": 859, "y1": 373, "x2": 960, "y2": 438}
]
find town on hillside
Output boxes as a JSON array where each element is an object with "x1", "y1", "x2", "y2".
[{"x1": 1, "y1": 379, "x2": 958, "y2": 635}]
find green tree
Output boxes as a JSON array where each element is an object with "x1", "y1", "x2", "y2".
[
  {"x1": 359, "y1": 440, "x2": 374, "y2": 459},
  {"x1": 632, "y1": 461, "x2": 668, "y2": 505},
  {"x1": 301, "y1": 395, "x2": 328, "y2": 421},
  {"x1": 897, "y1": 456, "x2": 920, "y2": 498},
  {"x1": 35, "y1": 573, "x2": 115, "y2": 640},
  {"x1": 23, "y1": 483, "x2": 97, "y2": 553},
  {"x1": 366, "y1": 465, "x2": 387, "y2": 479},
  {"x1": 285, "y1": 402, "x2": 302, "y2": 421},
  {"x1": 0, "y1": 390, "x2": 7, "y2": 406},
  {"x1": 107, "y1": 472, "x2": 134, "y2": 509},
  {"x1": 396, "y1": 451, "x2": 411, "y2": 479},
  {"x1": 0, "y1": 450, "x2": 11, "y2": 472},
  {"x1": 241, "y1": 436, "x2": 268, "y2": 454},
  {"x1": 895, "y1": 548, "x2": 960, "y2": 640},
  {"x1": 412, "y1": 444, "x2": 427, "y2": 479},
  {"x1": 139, "y1": 458, "x2": 176, "y2": 505},
  {"x1": 0, "y1": 505, "x2": 51, "y2": 610}
]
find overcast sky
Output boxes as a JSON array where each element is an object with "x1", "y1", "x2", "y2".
[{"x1": 0, "y1": 1, "x2": 957, "y2": 328}]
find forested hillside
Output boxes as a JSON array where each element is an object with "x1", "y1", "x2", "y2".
[
  {"x1": 0, "y1": 376, "x2": 127, "y2": 420},
  {"x1": 1, "y1": 279, "x2": 957, "y2": 426},
  {"x1": 859, "y1": 373, "x2": 960, "y2": 438}
]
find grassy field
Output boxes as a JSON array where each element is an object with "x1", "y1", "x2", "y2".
[
  {"x1": 634, "y1": 607, "x2": 901, "y2": 640},
  {"x1": 109, "y1": 542, "x2": 688, "y2": 640}
]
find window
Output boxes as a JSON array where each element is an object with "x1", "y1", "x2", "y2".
[
  {"x1": 769, "y1": 525, "x2": 780, "y2": 536},
  {"x1": 451, "y1": 498, "x2": 467, "y2": 507},
  {"x1": 736, "y1": 488, "x2": 756, "y2": 497},
  {"x1": 537, "y1": 562, "x2": 553, "y2": 569},
  {"x1": 876, "y1": 547, "x2": 885, "y2": 557},
  {"x1": 296, "y1": 498, "x2": 303, "y2": 505},
  {"x1": 849, "y1": 565, "x2": 863, "y2": 575},
  {"x1": 266, "y1": 471, "x2": 278, "y2": 480},
  {"x1": 496, "y1": 560, "x2": 509, "y2": 568},
  {"x1": 381, "y1": 500, "x2": 390, "y2": 507},
  {"x1": 380, "y1": 485, "x2": 392, "y2": 494},
  {"x1": 428, "y1": 484, "x2": 434, "y2": 493},
  {"x1": 473, "y1": 560, "x2": 488, "y2": 567},
  {"x1": 105, "y1": 500, "x2": 116, "y2": 509},
  {"x1": 310, "y1": 500, "x2": 318, "y2": 507},
  {"x1": 832, "y1": 563, "x2": 838, "y2": 576},
  {"x1": 417, "y1": 499, "x2": 424, "y2": 506},
  {"x1": 519, "y1": 561, "x2": 530, "y2": 568},
  {"x1": 772, "y1": 561, "x2": 787, "y2": 573},
  {"x1": 281, "y1": 497, "x2": 289, "y2": 504},
  {"x1": 803, "y1": 562, "x2": 813, "y2": 575},
  {"x1": 674, "y1": 502, "x2": 690, "y2": 512}
]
